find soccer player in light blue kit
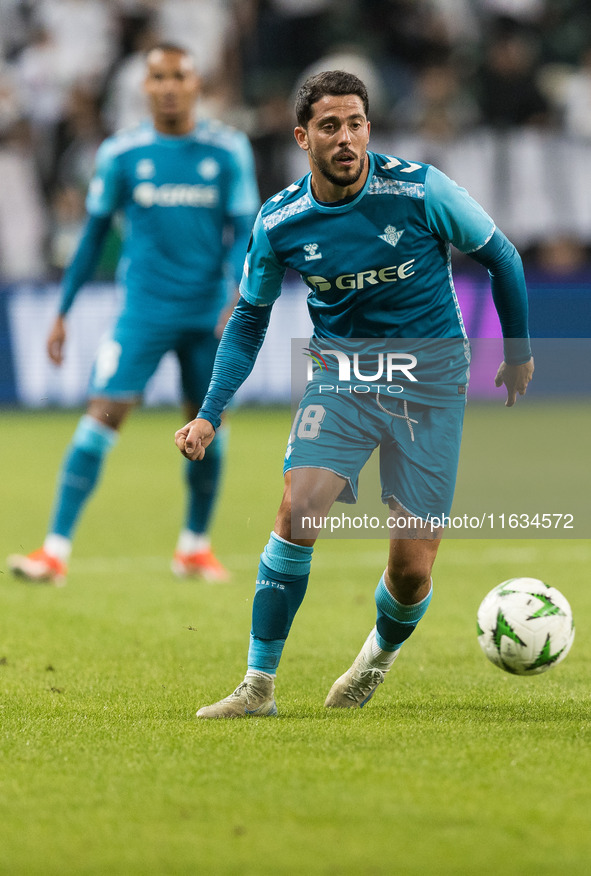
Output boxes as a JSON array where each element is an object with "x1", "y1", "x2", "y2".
[
  {"x1": 176, "y1": 71, "x2": 534, "y2": 716},
  {"x1": 8, "y1": 44, "x2": 259, "y2": 586}
]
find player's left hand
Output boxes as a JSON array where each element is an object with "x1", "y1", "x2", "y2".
[
  {"x1": 47, "y1": 315, "x2": 67, "y2": 365},
  {"x1": 175, "y1": 417, "x2": 216, "y2": 460},
  {"x1": 494, "y1": 357, "x2": 534, "y2": 407}
]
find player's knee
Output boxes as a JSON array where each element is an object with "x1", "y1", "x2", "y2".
[
  {"x1": 274, "y1": 493, "x2": 323, "y2": 541},
  {"x1": 87, "y1": 399, "x2": 132, "y2": 431},
  {"x1": 276, "y1": 471, "x2": 340, "y2": 541},
  {"x1": 291, "y1": 492, "x2": 326, "y2": 524},
  {"x1": 287, "y1": 490, "x2": 333, "y2": 539},
  {"x1": 72, "y1": 414, "x2": 119, "y2": 455},
  {"x1": 274, "y1": 496, "x2": 316, "y2": 541}
]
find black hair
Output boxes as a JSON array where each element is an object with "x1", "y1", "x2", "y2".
[{"x1": 295, "y1": 71, "x2": 369, "y2": 127}]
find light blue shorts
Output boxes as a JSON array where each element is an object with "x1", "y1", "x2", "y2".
[
  {"x1": 284, "y1": 383, "x2": 465, "y2": 521},
  {"x1": 88, "y1": 312, "x2": 219, "y2": 405}
]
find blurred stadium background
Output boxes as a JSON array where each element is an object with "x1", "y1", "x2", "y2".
[
  {"x1": 1, "y1": 0, "x2": 591, "y2": 408},
  {"x1": 1, "y1": 10, "x2": 590, "y2": 873}
]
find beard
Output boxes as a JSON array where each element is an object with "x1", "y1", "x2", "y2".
[{"x1": 309, "y1": 147, "x2": 366, "y2": 190}]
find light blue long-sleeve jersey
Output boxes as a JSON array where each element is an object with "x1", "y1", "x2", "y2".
[
  {"x1": 198, "y1": 151, "x2": 531, "y2": 426},
  {"x1": 242, "y1": 151, "x2": 527, "y2": 338},
  {"x1": 60, "y1": 118, "x2": 260, "y2": 330}
]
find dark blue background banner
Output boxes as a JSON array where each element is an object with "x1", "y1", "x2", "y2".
[
  {"x1": 1, "y1": 275, "x2": 590, "y2": 406},
  {"x1": 0, "y1": 288, "x2": 17, "y2": 404}
]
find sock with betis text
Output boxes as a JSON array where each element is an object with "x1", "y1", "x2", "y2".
[{"x1": 247, "y1": 532, "x2": 313, "y2": 675}]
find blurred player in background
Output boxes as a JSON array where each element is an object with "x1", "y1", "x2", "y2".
[
  {"x1": 8, "y1": 43, "x2": 260, "y2": 586},
  {"x1": 175, "y1": 70, "x2": 533, "y2": 717}
]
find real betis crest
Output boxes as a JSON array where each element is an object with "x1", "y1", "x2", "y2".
[{"x1": 379, "y1": 225, "x2": 404, "y2": 247}]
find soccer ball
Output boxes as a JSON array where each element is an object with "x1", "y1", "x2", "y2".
[{"x1": 477, "y1": 577, "x2": 575, "y2": 675}]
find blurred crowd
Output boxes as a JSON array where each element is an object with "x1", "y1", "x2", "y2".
[{"x1": 3, "y1": 0, "x2": 591, "y2": 282}]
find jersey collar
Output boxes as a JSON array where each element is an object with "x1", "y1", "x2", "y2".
[
  {"x1": 306, "y1": 151, "x2": 375, "y2": 214},
  {"x1": 149, "y1": 120, "x2": 198, "y2": 146}
]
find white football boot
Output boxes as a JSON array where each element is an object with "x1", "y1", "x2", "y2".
[
  {"x1": 196, "y1": 672, "x2": 277, "y2": 719},
  {"x1": 325, "y1": 627, "x2": 400, "y2": 709}
]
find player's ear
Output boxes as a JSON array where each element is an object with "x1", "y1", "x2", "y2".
[
  {"x1": 190, "y1": 72, "x2": 202, "y2": 96},
  {"x1": 294, "y1": 126, "x2": 309, "y2": 151}
]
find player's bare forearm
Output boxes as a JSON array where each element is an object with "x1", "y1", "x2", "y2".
[
  {"x1": 175, "y1": 417, "x2": 216, "y2": 460},
  {"x1": 214, "y1": 289, "x2": 239, "y2": 338},
  {"x1": 494, "y1": 357, "x2": 534, "y2": 407}
]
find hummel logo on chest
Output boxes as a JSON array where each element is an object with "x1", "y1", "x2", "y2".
[
  {"x1": 379, "y1": 225, "x2": 404, "y2": 247},
  {"x1": 304, "y1": 243, "x2": 322, "y2": 261}
]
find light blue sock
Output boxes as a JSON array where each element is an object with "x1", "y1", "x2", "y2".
[
  {"x1": 48, "y1": 415, "x2": 118, "y2": 539},
  {"x1": 247, "y1": 532, "x2": 313, "y2": 675},
  {"x1": 375, "y1": 573, "x2": 433, "y2": 651}
]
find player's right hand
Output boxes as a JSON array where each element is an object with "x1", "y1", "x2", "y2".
[
  {"x1": 47, "y1": 315, "x2": 67, "y2": 365},
  {"x1": 175, "y1": 417, "x2": 216, "y2": 460}
]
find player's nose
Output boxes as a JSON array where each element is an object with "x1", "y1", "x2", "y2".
[{"x1": 338, "y1": 124, "x2": 352, "y2": 143}]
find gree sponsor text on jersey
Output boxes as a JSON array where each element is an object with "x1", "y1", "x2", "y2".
[
  {"x1": 306, "y1": 259, "x2": 416, "y2": 292},
  {"x1": 132, "y1": 182, "x2": 219, "y2": 208}
]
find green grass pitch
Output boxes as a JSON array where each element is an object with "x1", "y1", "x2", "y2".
[{"x1": 1, "y1": 404, "x2": 590, "y2": 875}]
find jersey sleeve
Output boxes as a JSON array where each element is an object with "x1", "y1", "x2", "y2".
[
  {"x1": 469, "y1": 227, "x2": 532, "y2": 364},
  {"x1": 226, "y1": 131, "x2": 261, "y2": 218},
  {"x1": 198, "y1": 296, "x2": 273, "y2": 429},
  {"x1": 85, "y1": 139, "x2": 123, "y2": 217},
  {"x1": 239, "y1": 212, "x2": 286, "y2": 306},
  {"x1": 59, "y1": 215, "x2": 112, "y2": 315},
  {"x1": 424, "y1": 165, "x2": 495, "y2": 254}
]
